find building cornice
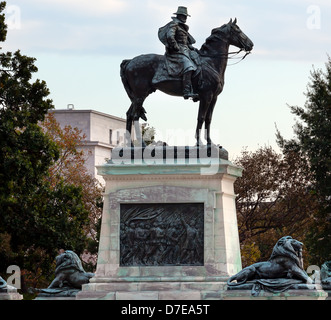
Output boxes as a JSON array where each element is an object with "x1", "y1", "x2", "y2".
[{"x1": 50, "y1": 109, "x2": 126, "y2": 123}]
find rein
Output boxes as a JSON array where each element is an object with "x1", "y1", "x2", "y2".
[
  {"x1": 199, "y1": 49, "x2": 242, "y2": 58},
  {"x1": 227, "y1": 51, "x2": 251, "y2": 66},
  {"x1": 199, "y1": 49, "x2": 251, "y2": 66}
]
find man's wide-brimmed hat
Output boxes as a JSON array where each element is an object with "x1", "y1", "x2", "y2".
[{"x1": 173, "y1": 6, "x2": 191, "y2": 17}]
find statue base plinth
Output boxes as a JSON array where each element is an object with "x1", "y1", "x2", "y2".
[
  {"x1": 77, "y1": 277, "x2": 228, "y2": 300},
  {"x1": 77, "y1": 149, "x2": 243, "y2": 300}
]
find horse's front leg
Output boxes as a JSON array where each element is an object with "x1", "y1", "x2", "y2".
[
  {"x1": 195, "y1": 95, "x2": 213, "y2": 146},
  {"x1": 204, "y1": 96, "x2": 218, "y2": 145},
  {"x1": 195, "y1": 120, "x2": 204, "y2": 147}
]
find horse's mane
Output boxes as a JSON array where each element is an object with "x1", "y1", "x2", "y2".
[{"x1": 199, "y1": 23, "x2": 230, "y2": 54}]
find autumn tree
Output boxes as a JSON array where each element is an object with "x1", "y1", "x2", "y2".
[
  {"x1": 42, "y1": 113, "x2": 103, "y2": 263},
  {"x1": 234, "y1": 146, "x2": 318, "y2": 267}
]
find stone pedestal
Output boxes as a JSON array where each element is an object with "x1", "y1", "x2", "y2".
[
  {"x1": 0, "y1": 286, "x2": 23, "y2": 300},
  {"x1": 34, "y1": 296, "x2": 76, "y2": 300},
  {"x1": 222, "y1": 289, "x2": 328, "y2": 300},
  {"x1": 77, "y1": 146, "x2": 243, "y2": 300}
]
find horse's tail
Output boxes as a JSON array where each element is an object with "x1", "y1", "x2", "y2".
[
  {"x1": 120, "y1": 59, "x2": 147, "y2": 122},
  {"x1": 120, "y1": 59, "x2": 134, "y2": 101}
]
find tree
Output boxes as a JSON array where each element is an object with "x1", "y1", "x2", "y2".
[
  {"x1": 0, "y1": 2, "x2": 90, "y2": 286},
  {"x1": 42, "y1": 113, "x2": 103, "y2": 263},
  {"x1": 0, "y1": 1, "x2": 7, "y2": 42},
  {"x1": 234, "y1": 146, "x2": 318, "y2": 266},
  {"x1": 276, "y1": 56, "x2": 331, "y2": 265}
]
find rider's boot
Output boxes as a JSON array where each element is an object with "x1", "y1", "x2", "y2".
[{"x1": 183, "y1": 71, "x2": 199, "y2": 101}]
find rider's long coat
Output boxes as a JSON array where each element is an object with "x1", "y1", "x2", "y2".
[{"x1": 158, "y1": 17, "x2": 199, "y2": 77}]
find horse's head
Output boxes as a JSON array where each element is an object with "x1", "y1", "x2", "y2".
[{"x1": 211, "y1": 18, "x2": 254, "y2": 52}]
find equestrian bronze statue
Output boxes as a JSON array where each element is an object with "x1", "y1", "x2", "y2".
[{"x1": 121, "y1": 7, "x2": 253, "y2": 147}]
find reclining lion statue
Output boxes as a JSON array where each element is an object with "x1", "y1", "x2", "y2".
[
  {"x1": 48, "y1": 250, "x2": 95, "y2": 290},
  {"x1": 31, "y1": 250, "x2": 94, "y2": 297},
  {"x1": 321, "y1": 261, "x2": 331, "y2": 290},
  {"x1": 227, "y1": 236, "x2": 313, "y2": 295}
]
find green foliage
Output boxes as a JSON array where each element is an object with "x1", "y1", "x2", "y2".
[
  {"x1": 277, "y1": 56, "x2": 331, "y2": 265},
  {"x1": 0, "y1": 2, "x2": 7, "y2": 42},
  {"x1": 0, "y1": 2, "x2": 90, "y2": 285},
  {"x1": 141, "y1": 123, "x2": 156, "y2": 145},
  {"x1": 234, "y1": 146, "x2": 318, "y2": 266}
]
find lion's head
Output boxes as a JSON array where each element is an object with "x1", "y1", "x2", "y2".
[
  {"x1": 269, "y1": 236, "x2": 304, "y2": 269},
  {"x1": 54, "y1": 250, "x2": 86, "y2": 275}
]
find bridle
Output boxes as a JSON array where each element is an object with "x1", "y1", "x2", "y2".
[{"x1": 199, "y1": 24, "x2": 252, "y2": 65}]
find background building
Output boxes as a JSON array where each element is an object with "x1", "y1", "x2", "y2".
[{"x1": 51, "y1": 106, "x2": 129, "y2": 185}]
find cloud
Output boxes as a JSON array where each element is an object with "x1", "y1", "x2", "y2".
[
  {"x1": 32, "y1": 0, "x2": 128, "y2": 16},
  {"x1": 3, "y1": 0, "x2": 330, "y2": 62}
]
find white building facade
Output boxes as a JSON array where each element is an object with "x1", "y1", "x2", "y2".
[{"x1": 51, "y1": 108, "x2": 128, "y2": 185}]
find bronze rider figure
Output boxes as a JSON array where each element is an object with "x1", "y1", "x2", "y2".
[{"x1": 158, "y1": 6, "x2": 200, "y2": 100}]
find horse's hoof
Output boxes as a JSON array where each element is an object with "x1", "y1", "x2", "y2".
[
  {"x1": 195, "y1": 141, "x2": 204, "y2": 147},
  {"x1": 207, "y1": 141, "x2": 216, "y2": 147}
]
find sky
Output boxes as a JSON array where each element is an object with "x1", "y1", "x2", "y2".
[{"x1": 2, "y1": 0, "x2": 331, "y2": 159}]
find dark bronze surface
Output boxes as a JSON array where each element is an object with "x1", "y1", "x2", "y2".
[
  {"x1": 121, "y1": 14, "x2": 253, "y2": 147},
  {"x1": 120, "y1": 203, "x2": 204, "y2": 266}
]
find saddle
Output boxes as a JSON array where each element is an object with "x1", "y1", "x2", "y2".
[{"x1": 152, "y1": 54, "x2": 202, "y2": 86}]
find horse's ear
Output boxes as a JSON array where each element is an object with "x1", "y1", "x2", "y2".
[
  {"x1": 229, "y1": 18, "x2": 232, "y2": 24},
  {"x1": 233, "y1": 18, "x2": 237, "y2": 24}
]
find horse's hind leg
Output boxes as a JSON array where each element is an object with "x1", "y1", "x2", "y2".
[{"x1": 126, "y1": 97, "x2": 148, "y2": 147}]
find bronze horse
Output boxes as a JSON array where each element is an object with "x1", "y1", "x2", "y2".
[{"x1": 120, "y1": 19, "x2": 253, "y2": 146}]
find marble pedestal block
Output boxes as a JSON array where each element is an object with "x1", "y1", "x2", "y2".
[
  {"x1": 0, "y1": 286, "x2": 23, "y2": 300},
  {"x1": 77, "y1": 148, "x2": 243, "y2": 300}
]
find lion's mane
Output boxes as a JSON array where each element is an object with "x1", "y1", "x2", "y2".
[
  {"x1": 55, "y1": 250, "x2": 86, "y2": 275},
  {"x1": 268, "y1": 236, "x2": 303, "y2": 269}
]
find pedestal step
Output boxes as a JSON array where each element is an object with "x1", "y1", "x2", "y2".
[{"x1": 76, "y1": 280, "x2": 227, "y2": 300}]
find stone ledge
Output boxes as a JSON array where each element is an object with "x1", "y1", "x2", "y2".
[
  {"x1": 34, "y1": 296, "x2": 76, "y2": 300},
  {"x1": 89, "y1": 276, "x2": 229, "y2": 283},
  {"x1": 76, "y1": 280, "x2": 228, "y2": 300},
  {"x1": 222, "y1": 289, "x2": 328, "y2": 300}
]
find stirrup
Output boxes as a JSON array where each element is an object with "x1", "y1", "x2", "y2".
[{"x1": 183, "y1": 92, "x2": 199, "y2": 100}]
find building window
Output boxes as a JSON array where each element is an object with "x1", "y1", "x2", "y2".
[
  {"x1": 116, "y1": 131, "x2": 120, "y2": 145},
  {"x1": 109, "y1": 129, "x2": 113, "y2": 145}
]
